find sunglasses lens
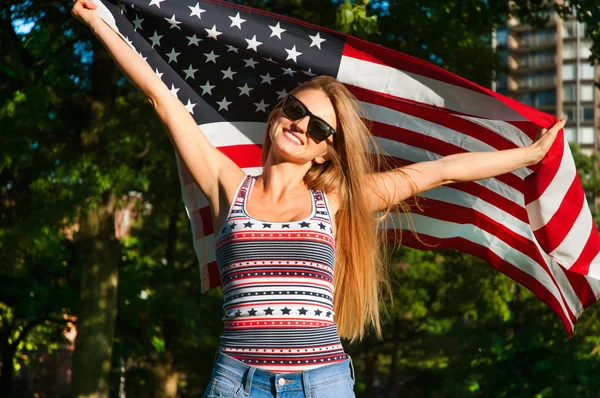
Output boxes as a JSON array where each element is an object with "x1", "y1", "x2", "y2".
[
  {"x1": 308, "y1": 119, "x2": 330, "y2": 141},
  {"x1": 283, "y1": 98, "x2": 306, "y2": 119}
]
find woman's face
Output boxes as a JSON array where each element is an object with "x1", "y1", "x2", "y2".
[{"x1": 268, "y1": 88, "x2": 337, "y2": 165}]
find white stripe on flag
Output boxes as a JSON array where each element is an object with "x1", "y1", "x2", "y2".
[
  {"x1": 390, "y1": 213, "x2": 574, "y2": 327},
  {"x1": 337, "y1": 55, "x2": 529, "y2": 121},
  {"x1": 419, "y1": 186, "x2": 583, "y2": 315},
  {"x1": 359, "y1": 101, "x2": 531, "y2": 180},
  {"x1": 525, "y1": 135, "x2": 577, "y2": 231},
  {"x1": 455, "y1": 115, "x2": 534, "y2": 148},
  {"x1": 550, "y1": 198, "x2": 593, "y2": 269}
]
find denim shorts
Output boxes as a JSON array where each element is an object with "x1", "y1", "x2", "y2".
[{"x1": 203, "y1": 350, "x2": 356, "y2": 398}]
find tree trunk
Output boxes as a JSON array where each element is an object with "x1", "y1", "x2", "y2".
[
  {"x1": 151, "y1": 353, "x2": 179, "y2": 398},
  {"x1": 71, "y1": 191, "x2": 120, "y2": 398}
]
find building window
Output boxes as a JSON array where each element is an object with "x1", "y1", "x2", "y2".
[
  {"x1": 581, "y1": 41, "x2": 592, "y2": 59},
  {"x1": 563, "y1": 42, "x2": 576, "y2": 59},
  {"x1": 562, "y1": 64, "x2": 576, "y2": 80},
  {"x1": 518, "y1": 50, "x2": 555, "y2": 68},
  {"x1": 563, "y1": 106, "x2": 575, "y2": 120},
  {"x1": 564, "y1": 127, "x2": 577, "y2": 142},
  {"x1": 517, "y1": 71, "x2": 555, "y2": 88},
  {"x1": 518, "y1": 90, "x2": 556, "y2": 107},
  {"x1": 564, "y1": 84, "x2": 576, "y2": 102},
  {"x1": 583, "y1": 107, "x2": 595, "y2": 121},
  {"x1": 581, "y1": 127, "x2": 595, "y2": 144},
  {"x1": 520, "y1": 29, "x2": 555, "y2": 47},
  {"x1": 581, "y1": 64, "x2": 595, "y2": 80},
  {"x1": 561, "y1": 21, "x2": 585, "y2": 38},
  {"x1": 582, "y1": 85, "x2": 594, "y2": 101}
]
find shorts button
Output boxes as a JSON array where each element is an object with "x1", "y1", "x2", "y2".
[{"x1": 278, "y1": 377, "x2": 286, "y2": 386}]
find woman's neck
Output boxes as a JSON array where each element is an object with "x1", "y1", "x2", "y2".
[{"x1": 259, "y1": 157, "x2": 312, "y2": 203}]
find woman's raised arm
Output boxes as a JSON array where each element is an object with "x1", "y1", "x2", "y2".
[
  {"x1": 71, "y1": 0, "x2": 245, "y2": 218},
  {"x1": 365, "y1": 119, "x2": 566, "y2": 213}
]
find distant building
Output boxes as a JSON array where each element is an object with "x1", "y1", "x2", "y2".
[{"x1": 494, "y1": 12, "x2": 599, "y2": 155}]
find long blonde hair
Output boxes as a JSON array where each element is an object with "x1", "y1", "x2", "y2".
[{"x1": 262, "y1": 76, "x2": 416, "y2": 343}]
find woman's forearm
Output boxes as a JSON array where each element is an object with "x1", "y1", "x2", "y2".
[
  {"x1": 88, "y1": 12, "x2": 168, "y2": 101},
  {"x1": 439, "y1": 146, "x2": 540, "y2": 184}
]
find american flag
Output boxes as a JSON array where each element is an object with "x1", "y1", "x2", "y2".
[{"x1": 93, "y1": 0, "x2": 600, "y2": 334}]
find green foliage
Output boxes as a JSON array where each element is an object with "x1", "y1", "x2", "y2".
[{"x1": 336, "y1": 0, "x2": 380, "y2": 38}]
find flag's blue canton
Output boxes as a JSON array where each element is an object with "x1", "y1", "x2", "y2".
[{"x1": 102, "y1": 0, "x2": 346, "y2": 124}]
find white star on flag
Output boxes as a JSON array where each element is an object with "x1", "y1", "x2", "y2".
[
  {"x1": 245, "y1": 35, "x2": 263, "y2": 52},
  {"x1": 149, "y1": 0, "x2": 165, "y2": 8},
  {"x1": 259, "y1": 73, "x2": 274, "y2": 85},
  {"x1": 199, "y1": 81, "x2": 215, "y2": 95},
  {"x1": 285, "y1": 45, "x2": 302, "y2": 62},
  {"x1": 132, "y1": 14, "x2": 144, "y2": 31},
  {"x1": 226, "y1": 45, "x2": 239, "y2": 53},
  {"x1": 302, "y1": 68, "x2": 316, "y2": 76},
  {"x1": 166, "y1": 48, "x2": 181, "y2": 63},
  {"x1": 254, "y1": 100, "x2": 269, "y2": 112},
  {"x1": 216, "y1": 97, "x2": 232, "y2": 111},
  {"x1": 204, "y1": 51, "x2": 219, "y2": 63},
  {"x1": 282, "y1": 67, "x2": 296, "y2": 76},
  {"x1": 229, "y1": 13, "x2": 246, "y2": 29},
  {"x1": 184, "y1": 99, "x2": 196, "y2": 114},
  {"x1": 244, "y1": 58, "x2": 259, "y2": 69},
  {"x1": 238, "y1": 84, "x2": 253, "y2": 96},
  {"x1": 183, "y1": 64, "x2": 198, "y2": 80},
  {"x1": 221, "y1": 67, "x2": 237, "y2": 80},
  {"x1": 169, "y1": 84, "x2": 180, "y2": 99},
  {"x1": 308, "y1": 32, "x2": 326, "y2": 49},
  {"x1": 269, "y1": 22, "x2": 286, "y2": 39},
  {"x1": 186, "y1": 34, "x2": 202, "y2": 46},
  {"x1": 276, "y1": 89, "x2": 288, "y2": 99},
  {"x1": 154, "y1": 68, "x2": 163, "y2": 79},
  {"x1": 205, "y1": 25, "x2": 222, "y2": 40},
  {"x1": 188, "y1": 3, "x2": 206, "y2": 19},
  {"x1": 165, "y1": 14, "x2": 182, "y2": 30},
  {"x1": 149, "y1": 31, "x2": 162, "y2": 47}
]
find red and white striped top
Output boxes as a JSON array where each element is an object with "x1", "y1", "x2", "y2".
[{"x1": 215, "y1": 175, "x2": 349, "y2": 372}]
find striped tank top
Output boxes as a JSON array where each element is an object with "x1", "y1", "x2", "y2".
[{"x1": 215, "y1": 175, "x2": 348, "y2": 372}]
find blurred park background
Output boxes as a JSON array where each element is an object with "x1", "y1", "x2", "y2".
[{"x1": 2, "y1": 0, "x2": 600, "y2": 397}]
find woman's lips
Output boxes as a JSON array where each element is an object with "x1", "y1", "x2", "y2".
[{"x1": 283, "y1": 129, "x2": 303, "y2": 145}]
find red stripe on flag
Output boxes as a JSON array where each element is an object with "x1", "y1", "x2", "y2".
[
  {"x1": 408, "y1": 198, "x2": 579, "y2": 318},
  {"x1": 198, "y1": 205, "x2": 214, "y2": 237},
  {"x1": 397, "y1": 232, "x2": 574, "y2": 335},
  {"x1": 218, "y1": 144, "x2": 263, "y2": 168},
  {"x1": 350, "y1": 85, "x2": 521, "y2": 152},
  {"x1": 523, "y1": 130, "x2": 565, "y2": 205},
  {"x1": 532, "y1": 175, "x2": 583, "y2": 252},
  {"x1": 570, "y1": 222, "x2": 600, "y2": 278},
  {"x1": 371, "y1": 121, "x2": 525, "y2": 193},
  {"x1": 207, "y1": 260, "x2": 222, "y2": 289}
]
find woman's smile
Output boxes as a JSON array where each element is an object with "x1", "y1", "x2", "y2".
[{"x1": 283, "y1": 128, "x2": 303, "y2": 145}]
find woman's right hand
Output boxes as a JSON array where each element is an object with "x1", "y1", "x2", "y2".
[{"x1": 71, "y1": 0, "x2": 99, "y2": 26}]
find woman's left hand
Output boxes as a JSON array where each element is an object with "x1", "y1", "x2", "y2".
[{"x1": 529, "y1": 118, "x2": 567, "y2": 165}]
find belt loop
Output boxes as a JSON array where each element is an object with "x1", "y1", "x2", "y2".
[
  {"x1": 302, "y1": 371, "x2": 311, "y2": 397},
  {"x1": 244, "y1": 367, "x2": 255, "y2": 395},
  {"x1": 348, "y1": 354, "x2": 355, "y2": 382}
]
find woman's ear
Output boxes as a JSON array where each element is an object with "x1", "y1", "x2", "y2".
[{"x1": 314, "y1": 150, "x2": 329, "y2": 165}]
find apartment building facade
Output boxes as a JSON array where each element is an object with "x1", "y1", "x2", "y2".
[{"x1": 495, "y1": 13, "x2": 599, "y2": 154}]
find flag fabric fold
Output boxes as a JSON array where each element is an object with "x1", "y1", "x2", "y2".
[{"x1": 93, "y1": 0, "x2": 600, "y2": 334}]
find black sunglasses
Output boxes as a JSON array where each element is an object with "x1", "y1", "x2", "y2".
[{"x1": 281, "y1": 94, "x2": 336, "y2": 142}]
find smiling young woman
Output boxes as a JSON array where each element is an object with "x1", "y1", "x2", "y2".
[{"x1": 72, "y1": 0, "x2": 566, "y2": 396}]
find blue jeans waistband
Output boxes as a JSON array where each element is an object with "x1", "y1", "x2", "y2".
[{"x1": 210, "y1": 350, "x2": 355, "y2": 396}]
